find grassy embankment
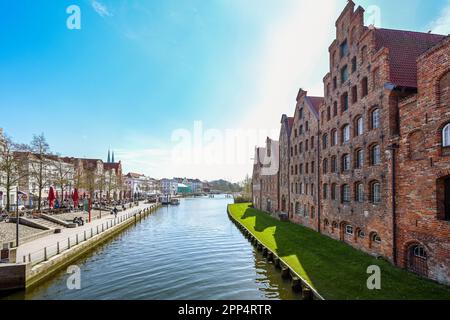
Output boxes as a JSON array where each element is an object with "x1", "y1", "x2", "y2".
[{"x1": 228, "y1": 203, "x2": 450, "y2": 300}]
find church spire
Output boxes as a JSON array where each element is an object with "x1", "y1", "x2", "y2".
[
  {"x1": 107, "y1": 149, "x2": 111, "y2": 163},
  {"x1": 112, "y1": 150, "x2": 115, "y2": 163}
]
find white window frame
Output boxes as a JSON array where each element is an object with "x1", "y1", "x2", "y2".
[
  {"x1": 346, "y1": 225, "x2": 354, "y2": 235},
  {"x1": 343, "y1": 125, "x2": 350, "y2": 143},
  {"x1": 443, "y1": 124, "x2": 450, "y2": 147},
  {"x1": 372, "y1": 109, "x2": 380, "y2": 129}
]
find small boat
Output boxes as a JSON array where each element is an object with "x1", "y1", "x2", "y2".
[
  {"x1": 170, "y1": 199, "x2": 180, "y2": 206},
  {"x1": 160, "y1": 195, "x2": 170, "y2": 205}
]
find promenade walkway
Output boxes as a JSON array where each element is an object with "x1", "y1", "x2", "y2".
[{"x1": 15, "y1": 202, "x2": 157, "y2": 266}]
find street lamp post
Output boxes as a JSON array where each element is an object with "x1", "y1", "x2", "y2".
[{"x1": 16, "y1": 187, "x2": 19, "y2": 248}]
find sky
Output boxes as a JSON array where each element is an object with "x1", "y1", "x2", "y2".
[{"x1": 0, "y1": 0, "x2": 449, "y2": 182}]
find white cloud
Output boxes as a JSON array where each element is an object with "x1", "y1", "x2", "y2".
[
  {"x1": 430, "y1": 0, "x2": 450, "y2": 34},
  {"x1": 91, "y1": 0, "x2": 112, "y2": 17}
]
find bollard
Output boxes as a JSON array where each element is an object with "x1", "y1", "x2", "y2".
[
  {"x1": 44, "y1": 247, "x2": 48, "y2": 261},
  {"x1": 102, "y1": 224, "x2": 104, "y2": 232},
  {"x1": 281, "y1": 266, "x2": 291, "y2": 279},
  {"x1": 302, "y1": 287, "x2": 313, "y2": 300},
  {"x1": 23, "y1": 255, "x2": 26, "y2": 263},
  {"x1": 57, "y1": 242, "x2": 60, "y2": 254},
  {"x1": 68, "y1": 238, "x2": 71, "y2": 249},
  {"x1": 76, "y1": 234, "x2": 79, "y2": 245},
  {"x1": 28, "y1": 253, "x2": 31, "y2": 263},
  {"x1": 291, "y1": 277, "x2": 302, "y2": 292},
  {"x1": 91, "y1": 228, "x2": 93, "y2": 237},
  {"x1": 84, "y1": 230, "x2": 87, "y2": 241},
  {"x1": 97, "y1": 225, "x2": 99, "y2": 234}
]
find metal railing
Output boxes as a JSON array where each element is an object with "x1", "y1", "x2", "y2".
[{"x1": 22, "y1": 206, "x2": 152, "y2": 266}]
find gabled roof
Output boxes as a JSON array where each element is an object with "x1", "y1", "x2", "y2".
[
  {"x1": 307, "y1": 96, "x2": 324, "y2": 115},
  {"x1": 374, "y1": 28, "x2": 445, "y2": 88}
]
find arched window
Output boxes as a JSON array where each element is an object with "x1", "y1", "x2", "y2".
[
  {"x1": 443, "y1": 123, "x2": 450, "y2": 147},
  {"x1": 342, "y1": 124, "x2": 350, "y2": 143},
  {"x1": 342, "y1": 154, "x2": 351, "y2": 172},
  {"x1": 361, "y1": 45, "x2": 367, "y2": 64},
  {"x1": 355, "y1": 148, "x2": 364, "y2": 169},
  {"x1": 370, "y1": 181, "x2": 381, "y2": 204},
  {"x1": 345, "y1": 225, "x2": 354, "y2": 235},
  {"x1": 332, "y1": 221, "x2": 339, "y2": 230},
  {"x1": 331, "y1": 156, "x2": 337, "y2": 173},
  {"x1": 323, "y1": 184, "x2": 328, "y2": 199},
  {"x1": 370, "y1": 144, "x2": 381, "y2": 165},
  {"x1": 322, "y1": 134, "x2": 328, "y2": 150},
  {"x1": 341, "y1": 184, "x2": 350, "y2": 204},
  {"x1": 355, "y1": 182, "x2": 364, "y2": 203},
  {"x1": 371, "y1": 108, "x2": 381, "y2": 129},
  {"x1": 355, "y1": 116, "x2": 364, "y2": 136},
  {"x1": 331, "y1": 129, "x2": 338, "y2": 146},
  {"x1": 357, "y1": 229, "x2": 366, "y2": 239},
  {"x1": 408, "y1": 245, "x2": 428, "y2": 276},
  {"x1": 323, "y1": 158, "x2": 328, "y2": 174},
  {"x1": 371, "y1": 232, "x2": 381, "y2": 244},
  {"x1": 331, "y1": 183, "x2": 337, "y2": 200}
]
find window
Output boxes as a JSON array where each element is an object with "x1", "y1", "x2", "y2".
[
  {"x1": 323, "y1": 184, "x2": 328, "y2": 199},
  {"x1": 371, "y1": 233, "x2": 381, "y2": 244},
  {"x1": 299, "y1": 108, "x2": 304, "y2": 119},
  {"x1": 371, "y1": 108, "x2": 380, "y2": 129},
  {"x1": 331, "y1": 183, "x2": 337, "y2": 200},
  {"x1": 355, "y1": 182, "x2": 364, "y2": 202},
  {"x1": 443, "y1": 124, "x2": 450, "y2": 147},
  {"x1": 341, "y1": 65, "x2": 349, "y2": 84},
  {"x1": 327, "y1": 106, "x2": 331, "y2": 121},
  {"x1": 331, "y1": 129, "x2": 338, "y2": 146},
  {"x1": 333, "y1": 101, "x2": 338, "y2": 117},
  {"x1": 299, "y1": 125, "x2": 303, "y2": 135},
  {"x1": 361, "y1": 46, "x2": 367, "y2": 64},
  {"x1": 294, "y1": 145, "x2": 298, "y2": 156},
  {"x1": 305, "y1": 140, "x2": 309, "y2": 152},
  {"x1": 355, "y1": 117, "x2": 363, "y2": 136},
  {"x1": 361, "y1": 77, "x2": 368, "y2": 97},
  {"x1": 331, "y1": 156, "x2": 337, "y2": 173},
  {"x1": 370, "y1": 144, "x2": 381, "y2": 165},
  {"x1": 299, "y1": 142, "x2": 303, "y2": 154},
  {"x1": 305, "y1": 121, "x2": 309, "y2": 132},
  {"x1": 355, "y1": 149, "x2": 364, "y2": 169},
  {"x1": 323, "y1": 158, "x2": 328, "y2": 174},
  {"x1": 372, "y1": 67, "x2": 381, "y2": 90},
  {"x1": 352, "y1": 85, "x2": 358, "y2": 104},
  {"x1": 311, "y1": 161, "x2": 315, "y2": 174},
  {"x1": 341, "y1": 92, "x2": 349, "y2": 112},
  {"x1": 342, "y1": 154, "x2": 350, "y2": 172},
  {"x1": 299, "y1": 164, "x2": 303, "y2": 174},
  {"x1": 333, "y1": 77, "x2": 337, "y2": 90},
  {"x1": 322, "y1": 134, "x2": 328, "y2": 150},
  {"x1": 340, "y1": 39, "x2": 348, "y2": 58},
  {"x1": 342, "y1": 125, "x2": 350, "y2": 143},
  {"x1": 358, "y1": 230, "x2": 366, "y2": 238},
  {"x1": 310, "y1": 138, "x2": 314, "y2": 150},
  {"x1": 351, "y1": 56, "x2": 357, "y2": 73},
  {"x1": 345, "y1": 225, "x2": 354, "y2": 235},
  {"x1": 295, "y1": 202, "x2": 300, "y2": 215},
  {"x1": 371, "y1": 181, "x2": 381, "y2": 204},
  {"x1": 341, "y1": 184, "x2": 350, "y2": 203}
]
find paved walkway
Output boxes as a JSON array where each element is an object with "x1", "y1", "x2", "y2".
[{"x1": 15, "y1": 202, "x2": 157, "y2": 264}]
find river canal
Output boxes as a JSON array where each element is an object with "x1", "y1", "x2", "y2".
[{"x1": 4, "y1": 196, "x2": 300, "y2": 300}]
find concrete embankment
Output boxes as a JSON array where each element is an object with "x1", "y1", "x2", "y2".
[{"x1": 0, "y1": 203, "x2": 161, "y2": 292}]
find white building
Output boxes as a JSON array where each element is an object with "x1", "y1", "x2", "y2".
[
  {"x1": 124, "y1": 173, "x2": 159, "y2": 198},
  {"x1": 160, "y1": 178, "x2": 178, "y2": 195}
]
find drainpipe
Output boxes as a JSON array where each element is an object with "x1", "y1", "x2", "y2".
[{"x1": 389, "y1": 143, "x2": 399, "y2": 266}]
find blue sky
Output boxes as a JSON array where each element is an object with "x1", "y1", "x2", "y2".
[{"x1": 0, "y1": 0, "x2": 449, "y2": 182}]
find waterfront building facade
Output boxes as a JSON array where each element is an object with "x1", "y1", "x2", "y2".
[
  {"x1": 395, "y1": 36, "x2": 450, "y2": 285},
  {"x1": 252, "y1": 147, "x2": 264, "y2": 210},
  {"x1": 160, "y1": 178, "x2": 178, "y2": 195},
  {"x1": 278, "y1": 115, "x2": 294, "y2": 214},
  {"x1": 260, "y1": 138, "x2": 279, "y2": 214},
  {"x1": 289, "y1": 90, "x2": 322, "y2": 230},
  {"x1": 252, "y1": 1, "x2": 449, "y2": 285}
]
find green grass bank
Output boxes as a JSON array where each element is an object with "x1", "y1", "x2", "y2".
[{"x1": 228, "y1": 203, "x2": 450, "y2": 300}]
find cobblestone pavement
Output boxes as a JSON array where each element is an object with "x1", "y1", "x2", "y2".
[{"x1": 0, "y1": 222, "x2": 42, "y2": 244}]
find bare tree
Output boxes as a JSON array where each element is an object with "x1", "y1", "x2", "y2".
[
  {"x1": 29, "y1": 134, "x2": 51, "y2": 211},
  {"x1": 106, "y1": 169, "x2": 118, "y2": 201},
  {"x1": 52, "y1": 157, "x2": 74, "y2": 204},
  {"x1": 0, "y1": 136, "x2": 28, "y2": 212}
]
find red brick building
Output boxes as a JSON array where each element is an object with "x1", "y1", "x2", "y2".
[
  {"x1": 289, "y1": 89, "x2": 322, "y2": 230},
  {"x1": 395, "y1": 36, "x2": 450, "y2": 285},
  {"x1": 260, "y1": 138, "x2": 279, "y2": 214},
  {"x1": 279, "y1": 115, "x2": 294, "y2": 214},
  {"x1": 319, "y1": 1, "x2": 445, "y2": 262},
  {"x1": 252, "y1": 147, "x2": 264, "y2": 211}
]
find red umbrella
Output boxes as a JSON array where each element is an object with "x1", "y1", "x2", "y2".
[
  {"x1": 48, "y1": 187, "x2": 56, "y2": 209},
  {"x1": 72, "y1": 188, "x2": 79, "y2": 208}
]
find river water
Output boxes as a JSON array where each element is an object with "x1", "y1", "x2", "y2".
[{"x1": 4, "y1": 196, "x2": 300, "y2": 300}]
